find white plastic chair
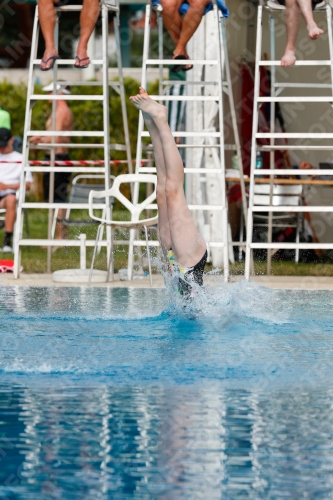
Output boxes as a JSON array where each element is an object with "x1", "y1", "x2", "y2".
[
  {"x1": 253, "y1": 184, "x2": 303, "y2": 262},
  {"x1": 51, "y1": 174, "x2": 116, "y2": 239},
  {"x1": 88, "y1": 174, "x2": 158, "y2": 285}
]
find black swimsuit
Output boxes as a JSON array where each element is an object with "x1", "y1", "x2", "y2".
[{"x1": 178, "y1": 250, "x2": 208, "y2": 297}]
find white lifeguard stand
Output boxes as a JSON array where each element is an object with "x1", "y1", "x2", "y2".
[
  {"x1": 131, "y1": 0, "x2": 247, "y2": 282},
  {"x1": 245, "y1": 0, "x2": 333, "y2": 279},
  {"x1": 13, "y1": 0, "x2": 131, "y2": 278}
]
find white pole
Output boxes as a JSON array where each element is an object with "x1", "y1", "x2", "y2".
[
  {"x1": 245, "y1": 5, "x2": 263, "y2": 280},
  {"x1": 79, "y1": 233, "x2": 87, "y2": 270}
]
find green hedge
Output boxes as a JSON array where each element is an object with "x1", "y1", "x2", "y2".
[{"x1": 0, "y1": 77, "x2": 158, "y2": 177}]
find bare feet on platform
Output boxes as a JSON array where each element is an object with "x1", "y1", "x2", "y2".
[
  {"x1": 307, "y1": 23, "x2": 324, "y2": 40},
  {"x1": 129, "y1": 87, "x2": 167, "y2": 121},
  {"x1": 281, "y1": 48, "x2": 297, "y2": 66},
  {"x1": 281, "y1": 23, "x2": 323, "y2": 66}
]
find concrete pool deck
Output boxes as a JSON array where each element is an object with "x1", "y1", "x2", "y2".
[{"x1": 1, "y1": 273, "x2": 333, "y2": 290}]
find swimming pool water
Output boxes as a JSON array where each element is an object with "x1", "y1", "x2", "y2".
[{"x1": 0, "y1": 283, "x2": 333, "y2": 498}]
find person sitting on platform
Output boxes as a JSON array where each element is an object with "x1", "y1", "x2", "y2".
[
  {"x1": 130, "y1": 87, "x2": 207, "y2": 297},
  {"x1": 38, "y1": 0, "x2": 100, "y2": 70},
  {"x1": 30, "y1": 83, "x2": 73, "y2": 240},
  {"x1": 161, "y1": 0, "x2": 209, "y2": 72},
  {"x1": 0, "y1": 128, "x2": 32, "y2": 253},
  {"x1": 272, "y1": 0, "x2": 324, "y2": 66}
]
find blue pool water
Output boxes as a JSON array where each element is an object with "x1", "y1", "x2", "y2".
[{"x1": 0, "y1": 282, "x2": 333, "y2": 498}]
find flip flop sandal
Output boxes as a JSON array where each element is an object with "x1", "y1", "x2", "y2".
[
  {"x1": 40, "y1": 55, "x2": 59, "y2": 72},
  {"x1": 183, "y1": 63, "x2": 193, "y2": 72},
  {"x1": 170, "y1": 55, "x2": 188, "y2": 73},
  {"x1": 74, "y1": 56, "x2": 90, "y2": 69},
  {"x1": 170, "y1": 54, "x2": 193, "y2": 73}
]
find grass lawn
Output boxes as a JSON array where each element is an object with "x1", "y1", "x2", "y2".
[
  {"x1": 1, "y1": 209, "x2": 333, "y2": 276},
  {"x1": 231, "y1": 260, "x2": 333, "y2": 277},
  {"x1": 0, "y1": 209, "x2": 158, "y2": 274}
]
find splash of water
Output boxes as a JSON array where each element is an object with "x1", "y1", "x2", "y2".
[{"x1": 157, "y1": 253, "x2": 292, "y2": 324}]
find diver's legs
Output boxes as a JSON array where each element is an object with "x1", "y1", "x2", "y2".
[
  {"x1": 142, "y1": 108, "x2": 172, "y2": 255},
  {"x1": 130, "y1": 88, "x2": 206, "y2": 267}
]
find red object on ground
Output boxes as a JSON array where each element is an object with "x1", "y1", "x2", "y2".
[{"x1": 0, "y1": 260, "x2": 15, "y2": 273}]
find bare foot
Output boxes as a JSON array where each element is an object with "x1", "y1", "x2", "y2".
[
  {"x1": 281, "y1": 49, "x2": 296, "y2": 66},
  {"x1": 138, "y1": 87, "x2": 166, "y2": 128},
  {"x1": 130, "y1": 87, "x2": 167, "y2": 120},
  {"x1": 40, "y1": 47, "x2": 59, "y2": 70},
  {"x1": 308, "y1": 23, "x2": 324, "y2": 40}
]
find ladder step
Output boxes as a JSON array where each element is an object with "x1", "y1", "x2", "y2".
[
  {"x1": 141, "y1": 142, "x2": 222, "y2": 150},
  {"x1": 30, "y1": 94, "x2": 104, "y2": 101},
  {"x1": 147, "y1": 204, "x2": 225, "y2": 210},
  {"x1": 141, "y1": 131, "x2": 220, "y2": 138},
  {"x1": 177, "y1": 144, "x2": 221, "y2": 149},
  {"x1": 25, "y1": 167, "x2": 106, "y2": 173},
  {"x1": 47, "y1": 82, "x2": 120, "y2": 89},
  {"x1": 250, "y1": 243, "x2": 333, "y2": 250},
  {"x1": 258, "y1": 96, "x2": 333, "y2": 103},
  {"x1": 19, "y1": 239, "x2": 133, "y2": 247},
  {"x1": 207, "y1": 242, "x2": 226, "y2": 248},
  {"x1": 259, "y1": 145, "x2": 333, "y2": 151},
  {"x1": 18, "y1": 239, "x2": 225, "y2": 248},
  {"x1": 274, "y1": 83, "x2": 332, "y2": 89},
  {"x1": 150, "y1": 95, "x2": 220, "y2": 101},
  {"x1": 49, "y1": 81, "x2": 120, "y2": 89},
  {"x1": 55, "y1": 4, "x2": 84, "y2": 10},
  {"x1": 53, "y1": 81, "x2": 104, "y2": 87},
  {"x1": 132, "y1": 241, "x2": 160, "y2": 247},
  {"x1": 185, "y1": 168, "x2": 224, "y2": 174},
  {"x1": 18, "y1": 239, "x2": 108, "y2": 247},
  {"x1": 27, "y1": 131, "x2": 105, "y2": 137},
  {"x1": 140, "y1": 167, "x2": 224, "y2": 174},
  {"x1": 252, "y1": 206, "x2": 333, "y2": 212},
  {"x1": 162, "y1": 80, "x2": 219, "y2": 86},
  {"x1": 30, "y1": 143, "x2": 126, "y2": 150},
  {"x1": 255, "y1": 133, "x2": 333, "y2": 139},
  {"x1": 22, "y1": 203, "x2": 105, "y2": 209},
  {"x1": 259, "y1": 60, "x2": 332, "y2": 66},
  {"x1": 145, "y1": 59, "x2": 218, "y2": 66},
  {"x1": 55, "y1": 4, "x2": 118, "y2": 12},
  {"x1": 33, "y1": 59, "x2": 103, "y2": 65},
  {"x1": 253, "y1": 169, "x2": 333, "y2": 176}
]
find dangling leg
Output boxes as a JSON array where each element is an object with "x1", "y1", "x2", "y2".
[
  {"x1": 130, "y1": 88, "x2": 206, "y2": 269},
  {"x1": 174, "y1": 0, "x2": 206, "y2": 58},
  {"x1": 281, "y1": 0, "x2": 301, "y2": 66},
  {"x1": 38, "y1": 0, "x2": 59, "y2": 70},
  {"x1": 75, "y1": 0, "x2": 100, "y2": 67},
  {"x1": 296, "y1": 0, "x2": 323, "y2": 39},
  {"x1": 161, "y1": 0, "x2": 183, "y2": 47}
]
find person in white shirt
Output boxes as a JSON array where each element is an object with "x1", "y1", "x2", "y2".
[{"x1": 0, "y1": 128, "x2": 32, "y2": 253}]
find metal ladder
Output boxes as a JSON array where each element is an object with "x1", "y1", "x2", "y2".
[
  {"x1": 13, "y1": 0, "x2": 131, "y2": 278},
  {"x1": 245, "y1": 0, "x2": 333, "y2": 279},
  {"x1": 130, "y1": 0, "x2": 247, "y2": 282}
]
